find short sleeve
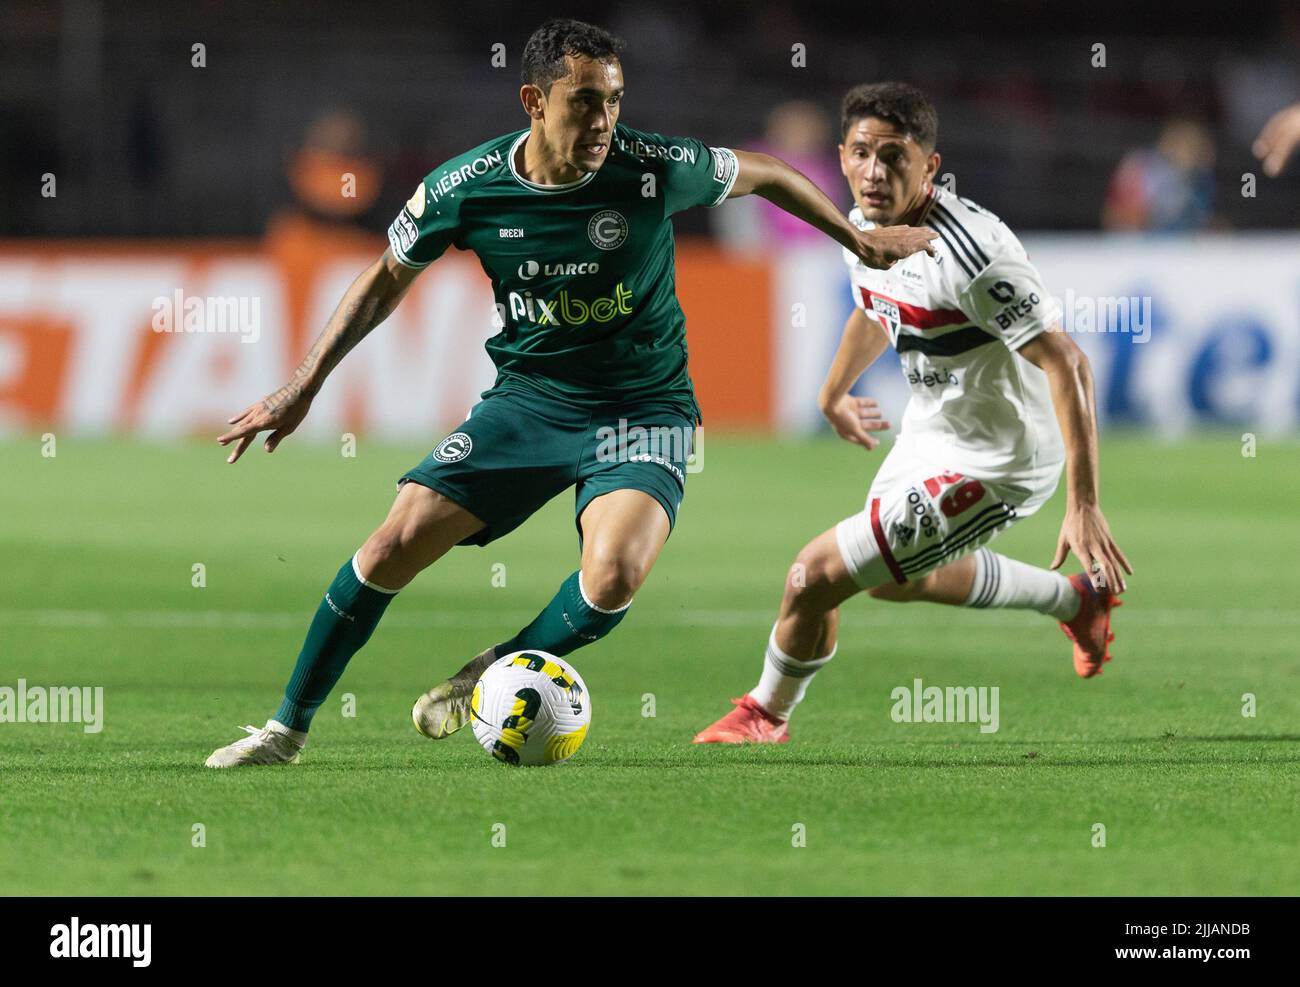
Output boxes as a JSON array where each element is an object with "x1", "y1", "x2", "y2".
[
  {"x1": 386, "y1": 180, "x2": 458, "y2": 269},
  {"x1": 617, "y1": 129, "x2": 738, "y2": 215},
  {"x1": 959, "y1": 246, "x2": 1061, "y2": 351}
]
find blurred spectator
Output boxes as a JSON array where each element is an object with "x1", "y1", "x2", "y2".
[
  {"x1": 277, "y1": 110, "x2": 383, "y2": 229},
  {"x1": 755, "y1": 101, "x2": 843, "y2": 240},
  {"x1": 715, "y1": 100, "x2": 842, "y2": 253},
  {"x1": 264, "y1": 111, "x2": 388, "y2": 341},
  {"x1": 1102, "y1": 118, "x2": 1216, "y2": 231}
]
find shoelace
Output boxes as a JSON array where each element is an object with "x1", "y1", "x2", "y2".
[
  {"x1": 231, "y1": 724, "x2": 272, "y2": 747},
  {"x1": 730, "y1": 696, "x2": 781, "y2": 727}
]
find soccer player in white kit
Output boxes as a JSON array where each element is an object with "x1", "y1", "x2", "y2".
[{"x1": 696, "y1": 82, "x2": 1132, "y2": 744}]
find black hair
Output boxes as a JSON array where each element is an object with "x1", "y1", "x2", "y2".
[
  {"x1": 840, "y1": 82, "x2": 938, "y2": 151},
  {"x1": 521, "y1": 18, "x2": 625, "y2": 92}
]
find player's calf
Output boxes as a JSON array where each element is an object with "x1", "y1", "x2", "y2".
[{"x1": 695, "y1": 529, "x2": 856, "y2": 743}]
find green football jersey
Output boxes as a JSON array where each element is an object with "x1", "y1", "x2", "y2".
[{"x1": 386, "y1": 123, "x2": 739, "y2": 420}]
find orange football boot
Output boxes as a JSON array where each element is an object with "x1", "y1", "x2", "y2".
[
  {"x1": 693, "y1": 695, "x2": 791, "y2": 744},
  {"x1": 1060, "y1": 573, "x2": 1121, "y2": 678}
]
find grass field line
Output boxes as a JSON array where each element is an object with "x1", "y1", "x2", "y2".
[{"x1": 2, "y1": 606, "x2": 1299, "y2": 630}]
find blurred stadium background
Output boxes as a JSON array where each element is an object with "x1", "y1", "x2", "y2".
[{"x1": 2, "y1": 0, "x2": 1299, "y2": 439}]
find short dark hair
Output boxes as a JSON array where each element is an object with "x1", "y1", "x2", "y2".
[
  {"x1": 521, "y1": 18, "x2": 625, "y2": 92},
  {"x1": 840, "y1": 82, "x2": 938, "y2": 151}
]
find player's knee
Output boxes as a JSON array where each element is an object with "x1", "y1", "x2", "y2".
[
  {"x1": 361, "y1": 525, "x2": 406, "y2": 568},
  {"x1": 581, "y1": 554, "x2": 646, "y2": 610},
  {"x1": 364, "y1": 510, "x2": 431, "y2": 567},
  {"x1": 784, "y1": 547, "x2": 836, "y2": 611}
]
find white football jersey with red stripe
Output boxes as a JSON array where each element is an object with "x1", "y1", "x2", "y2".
[{"x1": 842, "y1": 186, "x2": 1064, "y2": 484}]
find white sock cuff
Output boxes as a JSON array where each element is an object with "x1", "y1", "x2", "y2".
[
  {"x1": 577, "y1": 571, "x2": 632, "y2": 614},
  {"x1": 964, "y1": 548, "x2": 998, "y2": 608},
  {"x1": 765, "y1": 625, "x2": 835, "y2": 677},
  {"x1": 352, "y1": 552, "x2": 399, "y2": 595}
]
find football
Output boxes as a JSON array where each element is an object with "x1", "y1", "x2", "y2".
[{"x1": 470, "y1": 651, "x2": 591, "y2": 766}]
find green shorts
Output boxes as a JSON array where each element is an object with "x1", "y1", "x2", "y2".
[{"x1": 399, "y1": 381, "x2": 696, "y2": 547}]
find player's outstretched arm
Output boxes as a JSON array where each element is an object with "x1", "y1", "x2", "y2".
[
  {"x1": 1253, "y1": 101, "x2": 1300, "y2": 177},
  {"x1": 1018, "y1": 328, "x2": 1133, "y2": 592},
  {"x1": 727, "y1": 150, "x2": 936, "y2": 269},
  {"x1": 817, "y1": 308, "x2": 892, "y2": 450},
  {"x1": 218, "y1": 248, "x2": 420, "y2": 464}
]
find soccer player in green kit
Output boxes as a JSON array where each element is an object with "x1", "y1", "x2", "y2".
[{"x1": 205, "y1": 18, "x2": 935, "y2": 766}]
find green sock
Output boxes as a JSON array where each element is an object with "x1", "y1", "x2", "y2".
[
  {"x1": 274, "y1": 554, "x2": 398, "y2": 732},
  {"x1": 496, "y1": 570, "x2": 629, "y2": 658}
]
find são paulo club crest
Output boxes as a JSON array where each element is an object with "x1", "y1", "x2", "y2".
[
  {"x1": 587, "y1": 210, "x2": 628, "y2": 250},
  {"x1": 433, "y1": 432, "x2": 472, "y2": 463},
  {"x1": 870, "y1": 296, "x2": 902, "y2": 342}
]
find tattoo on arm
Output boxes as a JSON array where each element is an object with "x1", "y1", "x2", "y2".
[{"x1": 270, "y1": 266, "x2": 406, "y2": 408}]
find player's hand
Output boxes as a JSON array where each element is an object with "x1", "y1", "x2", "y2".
[
  {"x1": 1051, "y1": 504, "x2": 1132, "y2": 593},
  {"x1": 821, "y1": 394, "x2": 891, "y2": 450},
  {"x1": 1253, "y1": 102, "x2": 1300, "y2": 177},
  {"x1": 217, "y1": 382, "x2": 314, "y2": 464},
  {"x1": 853, "y1": 226, "x2": 938, "y2": 270}
]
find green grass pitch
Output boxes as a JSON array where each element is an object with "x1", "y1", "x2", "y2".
[{"x1": 1, "y1": 433, "x2": 1296, "y2": 896}]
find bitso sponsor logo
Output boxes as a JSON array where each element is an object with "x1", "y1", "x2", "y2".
[
  {"x1": 587, "y1": 210, "x2": 628, "y2": 251},
  {"x1": 433, "y1": 432, "x2": 472, "y2": 463},
  {"x1": 986, "y1": 279, "x2": 1016, "y2": 304}
]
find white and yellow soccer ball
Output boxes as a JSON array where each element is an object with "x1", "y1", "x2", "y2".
[{"x1": 470, "y1": 651, "x2": 591, "y2": 766}]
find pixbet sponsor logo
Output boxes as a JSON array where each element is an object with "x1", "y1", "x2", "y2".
[{"x1": 499, "y1": 283, "x2": 634, "y2": 328}]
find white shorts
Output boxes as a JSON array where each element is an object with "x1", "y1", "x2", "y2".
[{"x1": 835, "y1": 442, "x2": 1061, "y2": 589}]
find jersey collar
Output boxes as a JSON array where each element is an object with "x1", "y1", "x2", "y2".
[
  {"x1": 902, "y1": 183, "x2": 939, "y2": 228},
  {"x1": 508, "y1": 132, "x2": 598, "y2": 194}
]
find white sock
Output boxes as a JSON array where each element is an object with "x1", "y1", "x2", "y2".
[
  {"x1": 964, "y1": 548, "x2": 1079, "y2": 621},
  {"x1": 749, "y1": 624, "x2": 836, "y2": 721}
]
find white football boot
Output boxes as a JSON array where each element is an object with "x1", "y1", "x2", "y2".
[
  {"x1": 204, "y1": 720, "x2": 306, "y2": 768},
  {"x1": 412, "y1": 646, "x2": 498, "y2": 739}
]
